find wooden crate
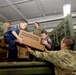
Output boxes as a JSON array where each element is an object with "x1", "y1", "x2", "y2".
[
  {"x1": 0, "y1": 39, "x2": 6, "y2": 47},
  {"x1": 0, "y1": 48, "x2": 8, "y2": 59},
  {"x1": 17, "y1": 46, "x2": 29, "y2": 58}
]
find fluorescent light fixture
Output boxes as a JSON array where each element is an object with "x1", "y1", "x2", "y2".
[{"x1": 63, "y1": 4, "x2": 71, "y2": 17}]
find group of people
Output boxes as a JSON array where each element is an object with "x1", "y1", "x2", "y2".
[
  {"x1": 3, "y1": 20, "x2": 54, "y2": 62},
  {"x1": 3, "y1": 20, "x2": 76, "y2": 75}
]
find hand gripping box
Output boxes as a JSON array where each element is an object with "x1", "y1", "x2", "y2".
[{"x1": 19, "y1": 30, "x2": 45, "y2": 51}]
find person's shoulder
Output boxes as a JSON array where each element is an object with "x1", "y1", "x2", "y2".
[
  {"x1": 10, "y1": 26, "x2": 18, "y2": 29},
  {"x1": 69, "y1": 50, "x2": 76, "y2": 55},
  {"x1": 11, "y1": 25, "x2": 17, "y2": 28},
  {"x1": 58, "y1": 50, "x2": 69, "y2": 56},
  {"x1": 34, "y1": 28, "x2": 39, "y2": 32},
  {"x1": 7, "y1": 26, "x2": 18, "y2": 31}
]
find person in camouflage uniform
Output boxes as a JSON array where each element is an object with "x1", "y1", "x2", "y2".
[
  {"x1": 3, "y1": 21, "x2": 11, "y2": 33},
  {"x1": 26, "y1": 37, "x2": 76, "y2": 75},
  {"x1": 0, "y1": 21, "x2": 11, "y2": 39},
  {"x1": 0, "y1": 24, "x2": 4, "y2": 39},
  {"x1": 30, "y1": 22, "x2": 47, "y2": 61},
  {"x1": 33, "y1": 22, "x2": 47, "y2": 36}
]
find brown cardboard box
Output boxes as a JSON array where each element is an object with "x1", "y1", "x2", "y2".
[
  {"x1": 17, "y1": 46, "x2": 29, "y2": 58},
  {"x1": 19, "y1": 30, "x2": 45, "y2": 51}
]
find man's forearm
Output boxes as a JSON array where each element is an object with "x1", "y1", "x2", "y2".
[
  {"x1": 46, "y1": 43, "x2": 51, "y2": 49},
  {"x1": 12, "y1": 31, "x2": 19, "y2": 39},
  {"x1": 30, "y1": 50, "x2": 59, "y2": 65},
  {"x1": 30, "y1": 50, "x2": 45, "y2": 60}
]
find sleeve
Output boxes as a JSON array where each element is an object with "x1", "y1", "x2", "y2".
[
  {"x1": 33, "y1": 29, "x2": 37, "y2": 35},
  {"x1": 33, "y1": 30, "x2": 35, "y2": 34},
  {"x1": 31, "y1": 50, "x2": 76, "y2": 70},
  {"x1": 42, "y1": 28, "x2": 47, "y2": 33},
  {"x1": 9, "y1": 26, "x2": 19, "y2": 34},
  {"x1": 31, "y1": 50, "x2": 61, "y2": 66}
]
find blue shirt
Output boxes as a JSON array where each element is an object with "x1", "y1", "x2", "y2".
[{"x1": 4, "y1": 26, "x2": 19, "y2": 40}]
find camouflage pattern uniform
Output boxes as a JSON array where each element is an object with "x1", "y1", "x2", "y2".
[
  {"x1": 30, "y1": 28, "x2": 46, "y2": 61},
  {"x1": 0, "y1": 23, "x2": 10, "y2": 39},
  {"x1": 0, "y1": 24, "x2": 4, "y2": 39},
  {"x1": 30, "y1": 49, "x2": 76, "y2": 75},
  {"x1": 33, "y1": 28, "x2": 46, "y2": 36},
  {"x1": 31, "y1": 28, "x2": 46, "y2": 61},
  {"x1": 0, "y1": 23, "x2": 9, "y2": 52},
  {"x1": 3, "y1": 24, "x2": 10, "y2": 33},
  {"x1": 33, "y1": 28, "x2": 43, "y2": 36}
]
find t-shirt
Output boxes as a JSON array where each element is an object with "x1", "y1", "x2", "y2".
[{"x1": 4, "y1": 26, "x2": 19, "y2": 40}]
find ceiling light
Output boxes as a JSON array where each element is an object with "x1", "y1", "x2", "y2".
[{"x1": 63, "y1": 4, "x2": 71, "y2": 17}]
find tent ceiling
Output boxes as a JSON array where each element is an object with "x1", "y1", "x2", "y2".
[{"x1": 0, "y1": 0, "x2": 76, "y2": 23}]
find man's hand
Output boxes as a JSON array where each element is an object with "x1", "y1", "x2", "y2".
[
  {"x1": 26, "y1": 46, "x2": 32, "y2": 52},
  {"x1": 42, "y1": 40, "x2": 51, "y2": 49},
  {"x1": 42, "y1": 40, "x2": 48, "y2": 45},
  {"x1": 17, "y1": 37, "x2": 23, "y2": 44},
  {"x1": 12, "y1": 31, "x2": 23, "y2": 44}
]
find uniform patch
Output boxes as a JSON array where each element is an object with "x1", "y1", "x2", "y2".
[
  {"x1": 13, "y1": 26, "x2": 17, "y2": 28},
  {"x1": 48, "y1": 38, "x2": 52, "y2": 42}
]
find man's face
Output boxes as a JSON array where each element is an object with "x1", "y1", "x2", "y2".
[
  {"x1": 4, "y1": 22, "x2": 10, "y2": 28},
  {"x1": 20, "y1": 22, "x2": 27, "y2": 29},
  {"x1": 41, "y1": 33, "x2": 47, "y2": 39}
]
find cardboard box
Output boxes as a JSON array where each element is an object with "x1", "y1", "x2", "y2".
[
  {"x1": 19, "y1": 30, "x2": 45, "y2": 51},
  {"x1": 17, "y1": 46, "x2": 29, "y2": 58}
]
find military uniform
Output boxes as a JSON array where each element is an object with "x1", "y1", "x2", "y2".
[
  {"x1": 30, "y1": 28, "x2": 46, "y2": 61},
  {"x1": 33, "y1": 28, "x2": 43, "y2": 36},
  {"x1": 30, "y1": 49, "x2": 76, "y2": 75},
  {"x1": 0, "y1": 24, "x2": 4, "y2": 39},
  {"x1": 0, "y1": 23, "x2": 10, "y2": 47},
  {"x1": 33, "y1": 28, "x2": 46, "y2": 36},
  {"x1": 0, "y1": 23, "x2": 10, "y2": 39},
  {"x1": 3, "y1": 24, "x2": 10, "y2": 33}
]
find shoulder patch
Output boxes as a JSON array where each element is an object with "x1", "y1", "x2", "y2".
[
  {"x1": 13, "y1": 26, "x2": 17, "y2": 28},
  {"x1": 48, "y1": 38, "x2": 52, "y2": 42}
]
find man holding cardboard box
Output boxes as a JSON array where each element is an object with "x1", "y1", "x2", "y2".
[
  {"x1": 18, "y1": 30, "x2": 54, "y2": 61},
  {"x1": 4, "y1": 20, "x2": 28, "y2": 62}
]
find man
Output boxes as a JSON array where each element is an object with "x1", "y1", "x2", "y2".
[
  {"x1": 41, "y1": 31, "x2": 54, "y2": 50},
  {"x1": 30, "y1": 22, "x2": 47, "y2": 61},
  {"x1": 30, "y1": 30, "x2": 54, "y2": 61},
  {"x1": 33, "y1": 22, "x2": 46, "y2": 36},
  {"x1": 26, "y1": 37, "x2": 76, "y2": 75},
  {"x1": 3, "y1": 21, "x2": 11, "y2": 33},
  {"x1": 0, "y1": 21, "x2": 11, "y2": 39},
  {"x1": 4, "y1": 20, "x2": 28, "y2": 62}
]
